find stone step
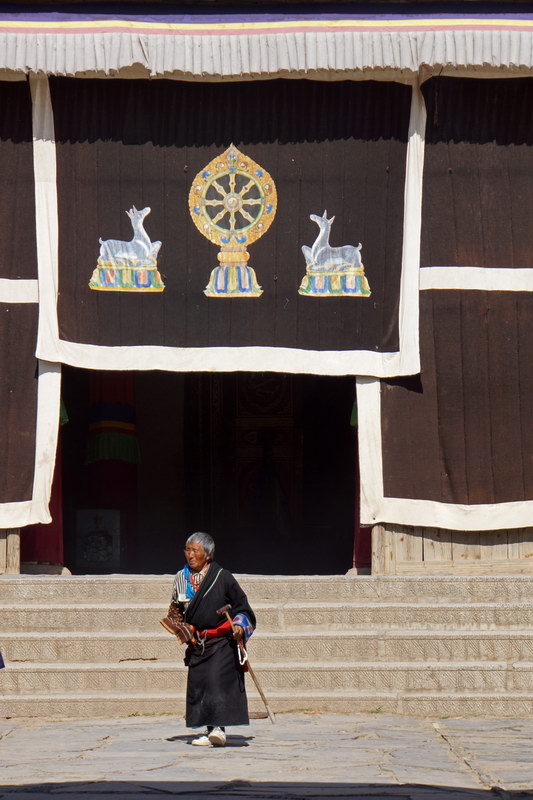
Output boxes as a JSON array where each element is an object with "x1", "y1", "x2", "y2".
[
  {"x1": 2, "y1": 690, "x2": 533, "y2": 718},
  {"x1": 3, "y1": 574, "x2": 533, "y2": 604},
  {"x1": 4, "y1": 630, "x2": 533, "y2": 664},
  {"x1": 3, "y1": 661, "x2": 533, "y2": 694},
  {"x1": 3, "y1": 601, "x2": 533, "y2": 632}
]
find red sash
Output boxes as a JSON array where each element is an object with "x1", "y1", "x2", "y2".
[{"x1": 195, "y1": 620, "x2": 232, "y2": 639}]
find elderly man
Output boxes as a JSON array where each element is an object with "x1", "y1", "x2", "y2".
[{"x1": 166, "y1": 532, "x2": 256, "y2": 747}]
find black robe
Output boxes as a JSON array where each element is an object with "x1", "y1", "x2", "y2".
[{"x1": 183, "y1": 562, "x2": 256, "y2": 728}]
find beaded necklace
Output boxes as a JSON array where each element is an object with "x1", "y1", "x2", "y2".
[{"x1": 190, "y1": 562, "x2": 210, "y2": 593}]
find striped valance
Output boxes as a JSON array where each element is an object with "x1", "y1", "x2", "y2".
[{"x1": 1, "y1": 10, "x2": 533, "y2": 77}]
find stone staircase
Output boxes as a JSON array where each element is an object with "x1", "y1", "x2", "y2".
[{"x1": 1, "y1": 574, "x2": 533, "y2": 717}]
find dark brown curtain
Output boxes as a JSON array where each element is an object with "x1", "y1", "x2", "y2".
[
  {"x1": 381, "y1": 290, "x2": 533, "y2": 505},
  {"x1": 0, "y1": 80, "x2": 37, "y2": 279},
  {"x1": 0, "y1": 304, "x2": 38, "y2": 503},
  {"x1": 421, "y1": 77, "x2": 533, "y2": 269},
  {"x1": 50, "y1": 77, "x2": 410, "y2": 353}
]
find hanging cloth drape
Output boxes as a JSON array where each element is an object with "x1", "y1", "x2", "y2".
[{"x1": 36, "y1": 76, "x2": 415, "y2": 377}]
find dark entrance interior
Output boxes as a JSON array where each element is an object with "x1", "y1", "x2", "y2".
[{"x1": 61, "y1": 369, "x2": 357, "y2": 575}]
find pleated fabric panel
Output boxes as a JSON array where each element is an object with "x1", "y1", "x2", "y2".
[
  {"x1": 51, "y1": 77, "x2": 410, "y2": 354},
  {"x1": 381, "y1": 290, "x2": 533, "y2": 506},
  {"x1": 1, "y1": 30, "x2": 533, "y2": 76},
  {"x1": 0, "y1": 304, "x2": 38, "y2": 504},
  {"x1": 421, "y1": 77, "x2": 533, "y2": 270},
  {"x1": 0, "y1": 80, "x2": 37, "y2": 280}
]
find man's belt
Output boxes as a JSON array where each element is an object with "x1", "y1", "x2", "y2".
[{"x1": 194, "y1": 619, "x2": 232, "y2": 642}]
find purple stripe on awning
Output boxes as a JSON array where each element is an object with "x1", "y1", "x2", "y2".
[{"x1": 0, "y1": 3, "x2": 532, "y2": 24}]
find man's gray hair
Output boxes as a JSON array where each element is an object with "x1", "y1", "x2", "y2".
[{"x1": 185, "y1": 531, "x2": 215, "y2": 558}]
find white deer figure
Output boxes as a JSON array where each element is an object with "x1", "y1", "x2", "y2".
[
  {"x1": 302, "y1": 211, "x2": 362, "y2": 272},
  {"x1": 98, "y1": 206, "x2": 162, "y2": 267}
]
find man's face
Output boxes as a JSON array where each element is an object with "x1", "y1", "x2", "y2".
[{"x1": 184, "y1": 542, "x2": 210, "y2": 572}]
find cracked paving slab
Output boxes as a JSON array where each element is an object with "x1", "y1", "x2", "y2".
[
  {"x1": 0, "y1": 713, "x2": 532, "y2": 797},
  {"x1": 431, "y1": 720, "x2": 533, "y2": 793}
]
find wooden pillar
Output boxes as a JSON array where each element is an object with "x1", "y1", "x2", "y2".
[
  {"x1": 2, "y1": 528, "x2": 21, "y2": 574},
  {"x1": 371, "y1": 524, "x2": 395, "y2": 575}
]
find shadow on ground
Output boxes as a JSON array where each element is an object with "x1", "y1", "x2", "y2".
[
  {"x1": 0, "y1": 782, "x2": 531, "y2": 799},
  {"x1": 166, "y1": 733, "x2": 253, "y2": 746}
]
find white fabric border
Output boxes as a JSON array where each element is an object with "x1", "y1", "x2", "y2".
[
  {"x1": 41, "y1": 340, "x2": 405, "y2": 377},
  {"x1": 395, "y1": 79, "x2": 425, "y2": 378},
  {"x1": 0, "y1": 76, "x2": 62, "y2": 528},
  {"x1": 356, "y1": 374, "x2": 533, "y2": 533},
  {"x1": 34, "y1": 75, "x2": 423, "y2": 378},
  {"x1": 421, "y1": 267, "x2": 533, "y2": 292},
  {"x1": 0, "y1": 279, "x2": 38, "y2": 302},
  {"x1": 0, "y1": 361, "x2": 61, "y2": 528},
  {"x1": 31, "y1": 74, "x2": 60, "y2": 355},
  {"x1": 1, "y1": 29, "x2": 533, "y2": 77}
]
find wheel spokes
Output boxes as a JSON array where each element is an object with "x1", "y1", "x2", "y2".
[
  {"x1": 212, "y1": 208, "x2": 229, "y2": 225},
  {"x1": 204, "y1": 172, "x2": 264, "y2": 232},
  {"x1": 211, "y1": 180, "x2": 227, "y2": 199},
  {"x1": 239, "y1": 179, "x2": 256, "y2": 197},
  {"x1": 240, "y1": 209, "x2": 256, "y2": 224}
]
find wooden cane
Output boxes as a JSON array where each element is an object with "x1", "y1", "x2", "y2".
[{"x1": 217, "y1": 604, "x2": 276, "y2": 724}]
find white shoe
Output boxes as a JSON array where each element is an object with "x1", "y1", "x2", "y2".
[
  {"x1": 191, "y1": 733, "x2": 211, "y2": 746},
  {"x1": 208, "y1": 726, "x2": 226, "y2": 746}
]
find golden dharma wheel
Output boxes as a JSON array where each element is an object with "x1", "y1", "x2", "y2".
[
  {"x1": 189, "y1": 144, "x2": 277, "y2": 248},
  {"x1": 189, "y1": 145, "x2": 277, "y2": 298}
]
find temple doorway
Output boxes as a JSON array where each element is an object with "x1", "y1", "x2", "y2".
[{"x1": 60, "y1": 368, "x2": 358, "y2": 575}]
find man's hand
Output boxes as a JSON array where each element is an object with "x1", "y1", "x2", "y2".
[{"x1": 233, "y1": 624, "x2": 244, "y2": 641}]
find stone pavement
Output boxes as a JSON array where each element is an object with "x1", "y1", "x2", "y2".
[{"x1": 0, "y1": 712, "x2": 532, "y2": 799}]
